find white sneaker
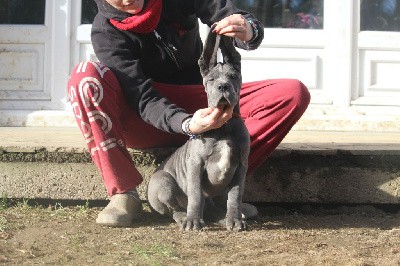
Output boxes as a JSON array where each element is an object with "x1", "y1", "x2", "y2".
[
  {"x1": 241, "y1": 203, "x2": 258, "y2": 219},
  {"x1": 96, "y1": 193, "x2": 143, "y2": 227}
]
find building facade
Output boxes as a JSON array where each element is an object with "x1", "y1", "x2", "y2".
[{"x1": 1, "y1": 0, "x2": 400, "y2": 131}]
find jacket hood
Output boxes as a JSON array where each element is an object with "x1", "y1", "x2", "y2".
[{"x1": 94, "y1": 0, "x2": 150, "y2": 21}]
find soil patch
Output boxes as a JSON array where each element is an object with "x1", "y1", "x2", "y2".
[{"x1": 1, "y1": 201, "x2": 400, "y2": 265}]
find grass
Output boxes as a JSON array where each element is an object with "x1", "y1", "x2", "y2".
[
  {"x1": 131, "y1": 243, "x2": 180, "y2": 263},
  {"x1": 0, "y1": 197, "x2": 93, "y2": 220},
  {"x1": 0, "y1": 216, "x2": 7, "y2": 232},
  {"x1": 1, "y1": 193, "x2": 7, "y2": 210},
  {"x1": 54, "y1": 202, "x2": 64, "y2": 211},
  {"x1": 0, "y1": 196, "x2": 39, "y2": 211},
  {"x1": 67, "y1": 232, "x2": 87, "y2": 246},
  {"x1": 49, "y1": 202, "x2": 68, "y2": 216},
  {"x1": 77, "y1": 200, "x2": 90, "y2": 214},
  {"x1": 15, "y1": 198, "x2": 32, "y2": 210}
]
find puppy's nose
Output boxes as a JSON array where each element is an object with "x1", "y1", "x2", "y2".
[{"x1": 218, "y1": 83, "x2": 229, "y2": 92}]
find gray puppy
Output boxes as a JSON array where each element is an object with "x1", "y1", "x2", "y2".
[{"x1": 147, "y1": 28, "x2": 250, "y2": 231}]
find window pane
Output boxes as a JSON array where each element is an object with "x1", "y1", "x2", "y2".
[
  {"x1": 80, "y1": 0, "x2": 326, "y2": 28},
  {"x1": 232, "y1": 0, "x2": 324, "y2": 29},
  {"x1": 361, "y1": 0, "x2": 400, "y2": 31},
  {"x1": 81, "y1": 0, "x2": 98, "y2": 24},
  {"x1": 0, "y1": 0, "x2": 45, "y2": 25}
]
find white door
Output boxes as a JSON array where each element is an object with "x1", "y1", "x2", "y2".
[
  {"x1": 0, "y1": 0, "x2": 72, "y2": 126},
  {"x1": 356, "y1": 0, "x2": 400, "y2": 107},
  {"x1": 234, "y1": 0, "x2": 400, "y2": 132}
]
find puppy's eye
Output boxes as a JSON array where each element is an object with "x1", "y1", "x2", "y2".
[
  {"x1": 208, "y1": 78, "x2": 215, "y2": 82},
  {"x1": 229, "y1": 74, "x2": 238, "y2": 79}
]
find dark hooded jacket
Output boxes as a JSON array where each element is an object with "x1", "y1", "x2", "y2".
[{"x1": 92, "y1": 0, "x2": 264, "y2": 134}]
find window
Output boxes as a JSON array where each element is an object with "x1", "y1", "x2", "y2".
[
  {"x1": 232, "y1": 0, "x2": 324, "y2": 29},
  {"x1": 0, "y1": 0, "x2": 45, "y2": 25},
  {"x1": 360, "y1": 0, "x2": 400, "y2": 31},
  {"x1": 79, "y1": 0, "x2": 326, "y2": 28},
  {"x1": 81, "y1": 0, "x2": 98, "y2": 24}
]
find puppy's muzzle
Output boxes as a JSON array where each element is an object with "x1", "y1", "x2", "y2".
[{"x1": 218, "y1": 83, "x2": 230, "y2": 93}]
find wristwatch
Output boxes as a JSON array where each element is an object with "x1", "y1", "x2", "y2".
[{"x1": 246, "y1": 18, "x2": 259, "y2": 43}]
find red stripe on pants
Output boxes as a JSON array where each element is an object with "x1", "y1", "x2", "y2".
[{"x1": 67, "y1": 61, "x2": 310, "y2": 196}]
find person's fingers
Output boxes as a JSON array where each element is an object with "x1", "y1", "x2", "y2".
[
  {"x1": 190, "y1": 108, "x2": 219, "y2": 133},
  {"x1": 189, "y1": 106, "x2": 234, "y2": 134},
  {"x1": 220, "y1": 106, "x2": 234, "y2": 122},
  {"x1": 199, "y1": 107, "x2": 215, "y2": 117},
  {"x1": 195, "y1": 108, "x2": 222, "y2": 129},
  {"x1": 206, "y1": 107, "x2": 224, "y2": 121},
  {"x1": 213, "y1": 14, "x2": 243, "y2": 32},
  {"x1": 213, "y1": 14, "x2": 253, "y2": 42}
]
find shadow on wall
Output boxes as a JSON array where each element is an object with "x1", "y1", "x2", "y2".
[{"x1": 245, "y1": 150, "x2": 400, "y2": 205}]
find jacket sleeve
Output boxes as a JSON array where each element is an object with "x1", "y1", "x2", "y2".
[
  {"x1": 190, "y1": 0, "x2": 264, "y2": 50},
  {"x1": 91, "y1": 19, "x2": 190, "y2": 134}
]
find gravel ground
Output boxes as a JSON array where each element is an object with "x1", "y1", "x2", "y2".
[{"x1": 1, "y1": 200, "x2": 400, "y2": 265}]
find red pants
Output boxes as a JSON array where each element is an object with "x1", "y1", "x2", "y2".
[{"x1": 67, "y1": 61, "x2": 310, "y2": 196}]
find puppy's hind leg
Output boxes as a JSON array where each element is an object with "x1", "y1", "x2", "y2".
[{"x1": 147, "y1": 171, "x2": 187, "y2": 225}]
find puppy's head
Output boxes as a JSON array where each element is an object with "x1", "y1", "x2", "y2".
[{"x1": 198, "y1": 28, "x2": 242, "y2": 110}]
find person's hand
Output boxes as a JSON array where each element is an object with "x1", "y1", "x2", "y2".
[
  {"x1": 188, "y1": 106, "x2": 234, "y2": 135},
  {"x1": 212, "y1": 14, "x2": 253, "y2": 42}
]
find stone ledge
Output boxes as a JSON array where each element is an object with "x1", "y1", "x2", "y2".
[
  {"x1": 1, "y1": 147, "x2": 399, "y2": 204},
  {"x1": 1, "y1": 128, "x2": 400, "y2": 204}
]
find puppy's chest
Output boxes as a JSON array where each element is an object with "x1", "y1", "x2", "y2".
[{"x1": 203, "y1": 139, "x2": 241, "y2": 172}]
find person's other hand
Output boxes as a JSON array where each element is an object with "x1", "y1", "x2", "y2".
[
  {"x1": 212, "y1": 14, "x2": 253, "y2": 42},
  {"x1": 188, "y1": 106, "x2": 234, "y2": 134}
]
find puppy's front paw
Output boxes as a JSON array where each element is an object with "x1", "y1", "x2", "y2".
[
  {"x1": 172, "y1": 211, "x2": 187, "y2": 227},
  {"x1": 181, "y1": 217, "x2": 205, "y2": 231},
  {"x1": 226, "y1": 217, "x2": 247, "y2": 232}
]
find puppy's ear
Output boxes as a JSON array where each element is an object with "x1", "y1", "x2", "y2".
[
  {"x1": 220, "y1": 36, "x2": 241, "y2": 72},
  {"x1": 198, "y1": 26, "x2": 221, "y2": 77}
]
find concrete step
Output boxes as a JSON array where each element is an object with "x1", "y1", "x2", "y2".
[{"x1": 0, "y1": 127, "x2": 399, "y2": 204}]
